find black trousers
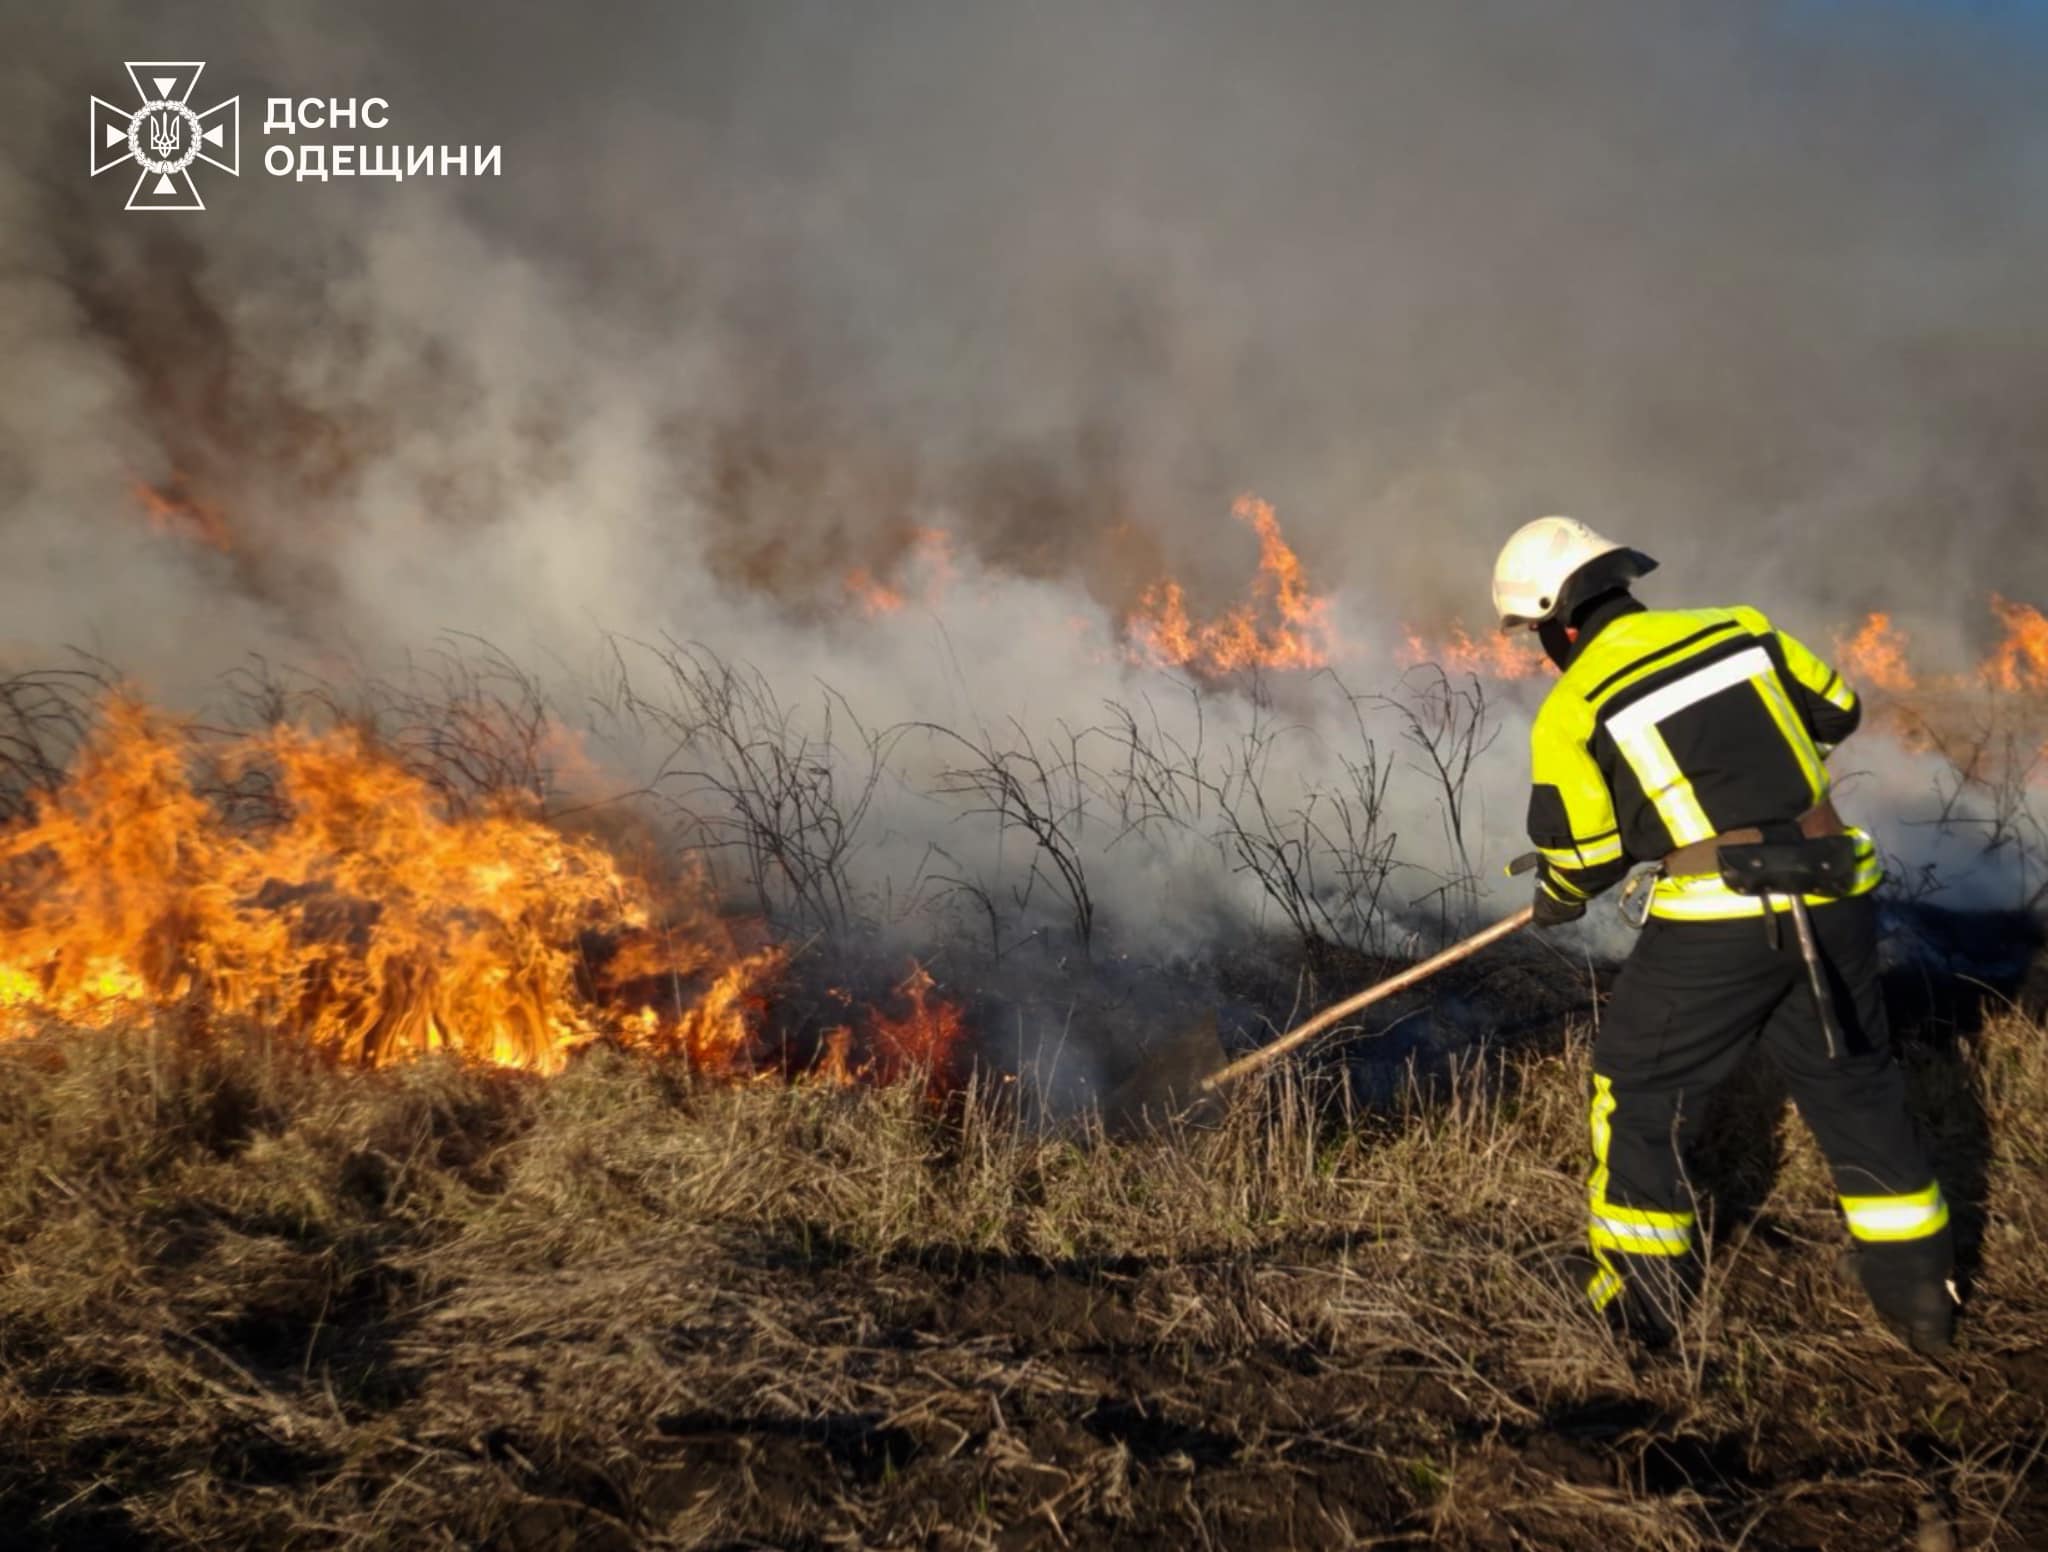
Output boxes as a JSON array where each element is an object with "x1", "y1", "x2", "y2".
[{"x1": 1588, "y1": 894, "x2": 1951, "y2": 1325}]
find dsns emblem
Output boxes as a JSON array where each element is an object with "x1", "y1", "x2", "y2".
[{"x1": 90, "y1": 62, "x2": 240, "y2": 211}]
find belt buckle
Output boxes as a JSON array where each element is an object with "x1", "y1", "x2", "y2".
[{"x1": 1620, "y1": 867, "x2": 1660, "y2": 930}]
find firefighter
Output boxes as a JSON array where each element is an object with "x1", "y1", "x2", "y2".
[{"x1": 1492, "y1": 516, "x2": 1956, "y2": 1354}]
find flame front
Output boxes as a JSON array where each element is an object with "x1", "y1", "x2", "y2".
[
  {"x1": 1127, "y1": 495, "x2": 1336, "y2": 673},
  {"x1": 1827, "y1": 604, "x2": 2048, "y2": 783},
  {"x1": 1833, "y1": 601, "x2": 2048, "y2": 706},
  {"x1": 866, "y1": 962, "x2": 965, "y2": 1086},
  {"x1": 0, "y1": 699, "x2": 796, "y2": 1074},
  {"x1": 812, "y1": 962, "x2": 963, "y2": 1090},
  {"x1": 1401, "y1": 621, "x2": 1548, "y2": 681},
  {"x1": 1836, "y1": 612, "x2": 1918, "y2": 694},
  {"x1": 1983, "y1": 596, "x2": 2048, "y2": 694}
]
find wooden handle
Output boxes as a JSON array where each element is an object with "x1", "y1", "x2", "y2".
[{"x1": 1198, "y1": 906, "x2": 1537, "y2": 1093}]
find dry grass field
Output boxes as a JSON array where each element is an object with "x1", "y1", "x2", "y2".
[{"x1": 2, "y1": 988, "x2": 2043, "y2": 1551}]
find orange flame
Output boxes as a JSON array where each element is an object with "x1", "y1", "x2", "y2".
[
  {"x1": 0, "y1": 697, "x2": 790, "y2": 1075},
  {"x1": 1982, "y1": 596, "x2": 2048, "y2": 694},
  {"x1": 807, "y1": 963, "x2": 962, "y2": 1090},
  {"x1": 842, "y1": 566, "x2": 907, "y2": 617},
  {"x1": 1396, "y1": 600, "x2": 2048, "y2": 702},
  {"x1": 1824, "y1": 603, "x2": 2047, "y2": 789},
  {"x1": 131, "y1": 475, "x2": 233, "y2": 553},
  {"x1": 812, "y1": 1025, "x2": 858, "y2": 1086},
  {"x1": 1837, "y1": 613, "x2": 1918, "y2": 694},
  {"x1": 1837, "y1": 597, "x2": 2045, "y2": 715},
  {"x1": 1127, "y1": 495, "x2": 1336, "y2": 673},
  {"x1": 1400, "y1": 621, "x2": 1548, "y2": 681},
  {"x1": 866, "y1": 962, "x2": 965, "y2": 1086},
  {"x1": 842, "y1": 528, "x2": 955, "y2": 618}
]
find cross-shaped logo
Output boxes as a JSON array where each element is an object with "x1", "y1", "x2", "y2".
[{"x1": 90, "y1": 62, "x2": 240, "y2": 211}]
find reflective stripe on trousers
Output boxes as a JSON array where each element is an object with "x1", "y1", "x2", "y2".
[
  {"x1": 1840, "y1": 1181, "x2": 1949, "y2": 1243},
  {"x1": 1585, "y1": 1073, "x2": 1694, "y2": 1311}
]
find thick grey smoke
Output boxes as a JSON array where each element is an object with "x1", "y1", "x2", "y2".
[{"x1": 3, "y1": 0, "x2": 2045, "y2": 938}]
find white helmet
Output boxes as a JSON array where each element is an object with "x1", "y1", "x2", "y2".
[{"x1": 1491, "y1": 516, "x2": 1657, "y2": 631}]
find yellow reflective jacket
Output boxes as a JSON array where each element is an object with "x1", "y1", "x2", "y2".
[{"x1": 1527, "y1": 601, "x2": 1882, "y2": 922}]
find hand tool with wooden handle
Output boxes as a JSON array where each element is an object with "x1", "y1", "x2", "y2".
[{"x1": 1198, "y1": 895, "x2": 1537, "y2": 1093}]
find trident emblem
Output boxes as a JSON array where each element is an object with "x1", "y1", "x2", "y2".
[
  {"x1": 148, "y1": 112, "x2": 181, "y2": 159},
  {"x1": 89, "y1": 62, "x2": 240, "y2": 211}
]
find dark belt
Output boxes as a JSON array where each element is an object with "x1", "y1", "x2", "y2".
[{"x1": 1661, "y1": 797, "x2": 1846, "y2": 879}]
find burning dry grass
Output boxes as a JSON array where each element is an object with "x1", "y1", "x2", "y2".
[
  {"x1": 2, "y1": 997, "x2": 2044, "y2": 1550},
  {"x1": 1125, "y1": 495, "x2": 1338, "y2": 675},
  {"x1": 0, "y1": 697, "x2": 777, "y2": 1071},
  {"x1": 0, "y1": 690, "x2": 961, "y2": 1084}
]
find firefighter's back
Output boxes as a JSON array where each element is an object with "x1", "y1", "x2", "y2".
[{"x1": 1544, "y1": 603, "x2": 1857, "y2": 874}]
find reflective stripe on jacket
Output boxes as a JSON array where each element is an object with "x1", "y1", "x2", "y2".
[{"x1": 1527, "y1": 605, "x2": 1881, "y2": 922}]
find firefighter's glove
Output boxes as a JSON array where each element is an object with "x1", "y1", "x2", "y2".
[{"x1": 1532, "y1": 882, "x2": 1586, "y2": 929}]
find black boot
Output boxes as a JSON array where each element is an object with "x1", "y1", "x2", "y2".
[
  {"x1": 1555, "y1": 1249, "x2": 1685, "y2": 1348},
  {"x1": 1839, "y1": 1246, "x2": 1958, "y2": 1357}
]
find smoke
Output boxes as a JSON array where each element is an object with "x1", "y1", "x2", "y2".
[{"x1": 3, "y1": 0, "x2": 2047, "y2": 939}]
